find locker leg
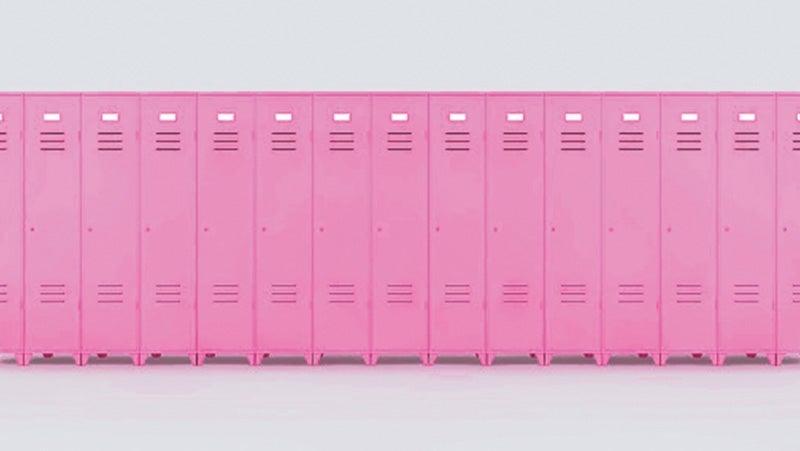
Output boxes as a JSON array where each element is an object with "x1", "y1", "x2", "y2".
[
  {"x1": 247, "y1": 353, "x2": 261, "y2": 366},
  {"x1": 427, "y1": 353, "x2": 438, "y2": 366},
  {"x1": 191, "y1": 353, "x2": 205, "y2": 366},
  {"x1": 304, "y1": 353, "x2": 322, "y2": 366},
  {"x1": 655, "y1": 353, "x2": 667, "y2": 366},
  {"x1": 362, "y1": 354, "x2": 378, "y2": 366},
  {"x1": 595, "y1": 353, "x2": 610, "y2": 366},
  {"x1": 540, "y1": 353, "x2": 552, "y2": 366},
  {"x1": 768, "y1": 353, "x2": 781, "y2": 367},
  {"x1": 132, "y1": 353, "x2": 146, "y2": 366},
  {"x1": 485, "y1": 353, "x2": 495, "y2": 366},
  {"x1": 711, "y1": 353, "x2": 725, "y2": 366},
  {"x1": 478, "y1": 353, "x2": 490, "y2": 366},
  {"x1": 74, "y1": 353, "x2": 89, "y2": 366},
  {"x1": 15, "y1": 353, "x2": 31, "y2": 366}
]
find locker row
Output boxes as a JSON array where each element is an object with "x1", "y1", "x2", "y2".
[{"x1": 0, "y1": 92, "x2": 799, "y2": 367}]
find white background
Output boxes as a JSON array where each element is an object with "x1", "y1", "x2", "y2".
[{"x1": 1, "y1": 0, "x2": 799, "y2": 449}]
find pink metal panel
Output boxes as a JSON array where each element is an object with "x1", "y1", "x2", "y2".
[
  {"x1": 777, "y1": 94, "x2": 800, "y2": 357},
  {"x1": 313, "y1": 95, "x2": 371, "y2": 357},
  {"x1": 544, "y1": 95, "x2": 602, "y2": 361},
  {"x1": 660, "y1": 95, "x2": 717, "y2": 358},
  {"x1": 197, "y1": 95, "x2": 255, "y2": 356},
  {"x1": 429, "y1": 94, "x2": 486, "y2": 359},
  {"x1": 485, "y1": 94, "x2": 544, "y2": 359},
  {"x1": 718, "y1": 94, "x2": 776, "y2": 358},
  {"x1": 601, "y1": 95, "x2": 660, "y2": 357},
  {"x1": 81, "y1": 95, "x2": 139, "y2": 356},
  {"x1": 140, "y1": 95, "x2": 196, "y2": 356},
  {"x1": 255, "y1": 95, "x2": 313, "y2": 357},
  {"x1": 371, "y1": 94, "x2": 428, "y2": 357},
  {"x1": 0, "y1": 95, "x2": 23, "y2": 356},
  {"x1": 24, "y1": 95, "x2": 81, "y2": 355}
]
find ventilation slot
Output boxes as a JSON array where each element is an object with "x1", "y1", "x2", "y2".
[
  {"x1": 676, "y1": 131, "x2": 702, "y2": 152},
  {"x1": 792, "y1": 132, "x2": 800, "y2": 151},
  {"x1": 618, "y1": 131, "x2": 644, "y2": 152},
  {"x1": 445, "y1": 131, "x2": 470, "y2": 152},
  {"x1": 0, "y1": 131, "x2": 6, "y2": 151},
  {"x1": 39, "y1": 283, "x2": 65, "y2": 304},
  {"x1": 39, "y1": 131, "x2": 65, "y2": 152},
  {"x1": 97, "y1": 283, "x2": 123, "y2": 304},
  {"x1": 734, "y1": 131, "x2": 760, "y2": 152},
  {"x1": 560, "y1": 283, "x2": 586, "y2": 303},
  {"x1": 270, "y1": 283, "x2": 297, "y2": 304},
  {"x1": 212, "y1": 283, "x2": 239, "y2": 304},
  {"x1": 676, "y1": 283, "x2": 702, "y2": 304},
  {"x1": 444, "y1": 283, "x2": 470, "y2": 304},
  {"x1": 271, "y1": 131, "x2": 297, "y2": 152},
  {"x1": 97, "y1": 131, "x2": 123, "y2": 152},
  {"x1": 329, "y1": 283, "x2": 355, "y2": 303},
  {"x1": 155, "y1": 131, "x2": 181, "y2": 152},
  {"x1": 618, "y1": 283, "x2": 644, "y2": 304},
  {"x1": 502, "y1": 283, "x2": 529, "y2": 304},
  {"x1": 503, "y1": 131, "x2": 529, "y2": 152},
  {"x1": 155, "y1": 283, "x2": 181, "y2": 304},
  {"x1": 387, "y1": 131, "x2": 412, "y2": 152},
  {"x1": 386, "y1": 283, "x2": 413, "y2": 304},
  {"x1": 0, "y1": 283, "x2": 7, "y2": 303},
  {"x1": 560, "y1": 131, "x2": 585, "y2": 152},
  {"x1": 213, "y1": 131, "x2": 238, "y2": 152},
  {"x1": 733, "y1": 283, "x2": 759, "y2": 304},
  {"x1": 329, "y1": 131, "x2": 354, "y2": 152},
  {"x1": 793, "y1": 284, "x2": 800, "y2": 303}
]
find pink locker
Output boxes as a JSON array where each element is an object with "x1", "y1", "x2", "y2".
[
  {"x1": 718, "y1": 94, "x2": 776, "y2": 364},
  {"x1": 485, "y1": 94, "x2": 544, "y2": 363},
  {"x1": 0, "y1": 95, "x2": 23, "y2": 362},
  {"x1": 544, "y1": 95, "x2": 602, "y2": 365},
  {"x1": 24, "y1": 95, "x2": 82, "y2": 364},
  {"x1": 660, "y1": 94, "x2": 718, "y2": 362},
  {"x1": 312, "y1": 95, "x2": 371, "y2": 363},
  {"x1": 371, "y1": 94, "x2": 428, "y2": 361},
  {"x1": 429, "y1": 95, "x2": 486, "y2": 364},
  {"x1": 255, "y1": 95, "x2": 313, "y2": 362},
  {"x1": 81, "y1": 95, "x2": 140, "y2": 362},
  {"x1": 197, "y1": 95, "x2": 256, "y2": 364},
  {"x1": 601, "y1": 95, "x2": 660, "y2": 361},
  {"x1": 140, "y1": 95, "x2": 196, "y2": 360},
  {"x1": 776, "y1": 94, "x2": 800, "y2": 362}
]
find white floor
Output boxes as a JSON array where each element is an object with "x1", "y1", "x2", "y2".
[{"x1": 1, "y1": 354, "x2": 798, "y2": 450}]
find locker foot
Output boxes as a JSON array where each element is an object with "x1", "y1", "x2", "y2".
[
  {"x1": 15, "y1": 353, "x2": 31, "y2": 366},
  {"x1": 247, "y1": 353, "x2": 261, "y2": 366},
  {"x1": 74, "y1": 353, "x2": 89, "y2": 366},
  {"x1": 132, "y1": 354, "x2": 146, "y2": 366},
  {"x1": 595, "y1": 354, "x2": 609, "y2": 366},
  {"x1": 362, "y1": 354, "x2": 378, "y2": 366},
  {"x1": 711, "y1": 353, "x2": 725, "y2": 366},
  {"x1": 768, "y1": 353, "x2": 781, "y2": 366}
]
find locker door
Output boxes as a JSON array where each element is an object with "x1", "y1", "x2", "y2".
[
  {"x1": 601, "y1": 95, "x2": 660, "y2": 358},
  {"x1": 777, "y1": 95, "x2": 800, "y2": 360},
  {"x1": 486, "y1": 94, "x2": 544, "y2": 361},
  {"x1": 429, "y1": 95, "x2": 485, "y2": 361},
  {"x1": 140, "y1": 95, "x2": 196, "y2": 358},
  {"x1": 660, "y1": 95, "x2": 717, "y2": 360},
  {"x1": 0, "y1": 95, "x2": 23, "y2": 360},
  {"x1": 255, "y1": 95, "x2": 313, "y2": 360},
  {"x1": 313, "y1": 95, "x2": 371, "y2": 360},
  {"x1": 197, "y1": 95, "x2": 255, "y2": 360},
  {"x1": 81, "y1": 95, "x2": 139, "y2": 358},
  {"x1": 24, "y1": 95, "x2": 81, "y2": 359},
  {"x1": 544, "y1": 95, "x2": 602, "y2": 363},
  {"x1": 371, "y1": 94, "x2": 428, "y2": 358},
  {"x1": 718, "y1": 95, "x2": 776, "y2": 361}
]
